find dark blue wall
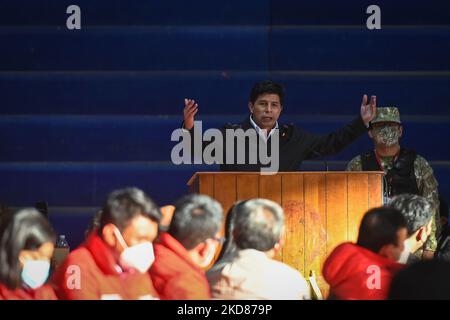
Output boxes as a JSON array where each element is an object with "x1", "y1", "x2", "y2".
[{"x1": 0, "y1": 0, "x2": 449, "y2": 247}]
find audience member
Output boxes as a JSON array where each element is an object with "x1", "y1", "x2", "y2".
[
  {"x1": 389, "y1": 259, "x2": 450, "y2": 300},
  {"x1": 207, "y1": 199, "x2": 310, "y2": 300},
  {"x1": 149, "y1": 194, "x2": 223, "y2": 300},
  {"x1": 388, "y1": 194, "x2": 433, "y2": 264},
  {"x1": 53, "y1": 187, "x2": 161, "y2": 300},
  {"x1": 323, "y1": 207, "x2": 407, "y2": 300},
  {"x1": 0, "y1": 209, "x2": 57, "y2": 300}
]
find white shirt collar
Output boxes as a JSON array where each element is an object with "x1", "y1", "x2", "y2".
[{"x1": 249, "y1": 115, "x2": 279, "y2": 141}]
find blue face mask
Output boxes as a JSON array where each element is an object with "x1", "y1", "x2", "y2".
[{"x1": 21, "y1": 260, "x2": 51, "y2": 289}]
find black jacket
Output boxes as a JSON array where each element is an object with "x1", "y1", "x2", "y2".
[{"x1": 187, "y1": 115, "x2": 367, "y2": 172}]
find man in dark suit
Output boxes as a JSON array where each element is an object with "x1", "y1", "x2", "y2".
[{"x1": 182, "y1": 80, "x2": 376, "y2": 172}]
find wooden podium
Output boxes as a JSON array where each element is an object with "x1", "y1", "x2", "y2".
[{"x1": 188, "y1": 171, "x2": 384, "y2": 295}]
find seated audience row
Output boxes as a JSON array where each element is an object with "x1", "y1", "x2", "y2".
[{"x1": 0, "y1": 189, "x2": 449, "y2": 300}]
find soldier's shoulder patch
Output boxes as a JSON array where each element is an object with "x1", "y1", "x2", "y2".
[{"x1": 415, "y1": 154, "x2": 431, "y2": 165}]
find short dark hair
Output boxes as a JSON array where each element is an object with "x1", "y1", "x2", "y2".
[
  {"x1": 99, "y1": 187, "x2": 162, "y2": 235},
  {"x1": 357, "y1": 207, "x2": 407, "y2": 253},
  {"x1": 388, "y1": 194, "x2": 433, "y2": 236},
  {"x1": 168, "y1": 194, "x2": 223, "y2": 250},
  {"x1": 249, "y1": 80, "x2": 285, "y2": 105},
  {"x1": 389, "y1": 260, "x2": 450, "y2": 300},
  {"x1": 0, "y1": 208, "x2": 55, "y2": 290},
  {"x1": 233, "y1": 199, "x2": 284, "y2": 252}
]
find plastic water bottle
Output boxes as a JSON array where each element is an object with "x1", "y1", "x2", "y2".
[
  {"x1": 56, "y1": 235, "x2": 70, "y2": 249},
  {"x1": 52, "y1": 235, "x2": 70, "y2": 269}
]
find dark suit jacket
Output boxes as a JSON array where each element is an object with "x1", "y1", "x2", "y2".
[{"x1": 186, "y1": 115, "x2": 367, "y2": 172}]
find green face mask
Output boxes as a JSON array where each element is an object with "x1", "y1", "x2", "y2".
[{"x1": 372, "y1": 125, "x2": 400, "y2": 147}]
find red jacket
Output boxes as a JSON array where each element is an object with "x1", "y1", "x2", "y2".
[
  {"x1": 149, "y1": 232, "x2": 211, "y2": 300},
  {"x1": 323, "y1": 243, "x2": 405, "y2": 300},
  {"x1": 0, "y1": 283, "x2": 57, "y2": 300},
  {"x1": 52, "y1": 233, "x2": 158, "y2": 300}
]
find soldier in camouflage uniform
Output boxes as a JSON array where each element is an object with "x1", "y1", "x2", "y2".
[{"x1": 346, "y1": 107, "x2": 440, "y2": 259}]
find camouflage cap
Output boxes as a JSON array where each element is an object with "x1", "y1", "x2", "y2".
[{"x1": 370, "y1": 107, "x2": 401, "y2": 125}]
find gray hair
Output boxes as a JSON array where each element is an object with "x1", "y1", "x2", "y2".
[
  {"x1": 234, "y1": 198, "x2": 284, "y2": 252},
  {"x1": 169, "y1": 194, "x2": 223, "y2": 250},
  {"x1": 388, "y1": 194, "x2": 433, "y2": 236}
]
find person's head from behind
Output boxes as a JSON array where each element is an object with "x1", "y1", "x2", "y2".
[
  {"x1": 216, "y1": 200, "x2": 247, "y2": 262},
  {"x1": 389, "y1": 260, "x2": 450, "y2": 300},
  {"x1": 368, "y1": 107, "x2": 403, "y2": 148},
  {"x1": 99, "y1": 187, "x2": 162, "y2": 273},
  {"x1": 0, "y1": 208, "x2": 55, "y2": 290},
  {"x1": 357, "y1": 207, "x2": 408, "y2": 261},
  {"x1": 248, "y1": 80, "x2": 284, "y2": 131},
  {"x1": 168, "y1": 194, "x2": 223, "y2": 268},
  {"x1": 233, "y1": 199, "x2": 285, "y2": 258},
  {"x1": 388, "y1": 194, "x2": 433, "y2": 254}
]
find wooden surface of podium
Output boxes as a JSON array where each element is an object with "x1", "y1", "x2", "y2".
[{"x1": 188, "y1": 171, "x2": 384, "y2": 295}]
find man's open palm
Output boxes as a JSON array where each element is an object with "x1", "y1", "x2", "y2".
[
  {"x1": 360, "y1": 95, "x2": 377, "y2": 127},
  {"x1": 183, "y1": 98, "x2": 198, "y2": 130}
]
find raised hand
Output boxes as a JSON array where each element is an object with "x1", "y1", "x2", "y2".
[
  {"x1": 360, "y1": 94, "x2": 377, "y2": 127},
  {"x1": 183, "y1": 98, "x2": 198, "y2": 130}
]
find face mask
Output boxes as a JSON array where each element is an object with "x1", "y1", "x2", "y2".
[
  {"x1": 21, "y1": 260, "x2": 50, "y2": 289},
  {"x1": 114, "y1": 228, "x2": 154, "y2": 273},
  {"x1": 372, "y1": 125, "x2": 400, "y2": 147},
  {"x1": 397, "y1": 242, "x2": 411, "y2": 264}
]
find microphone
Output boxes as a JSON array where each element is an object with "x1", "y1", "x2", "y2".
[{"x1": 306, "y1": 146, "x2": 329, "y2": 172}]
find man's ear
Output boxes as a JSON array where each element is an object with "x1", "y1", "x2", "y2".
[
  {"x1": 102, "y1": 224, "x2": 118, "y2": 248},
  {"x1": 273, "y1": 242, "x2": 282, "y2": 253},
  {"x1": 399, "y1": 125, "x2": 403, "y2": 138},
  {"x1": 193, "y1": 241, "x2": 210, "y2": 259},
  {"x1": 416, "y1": 227, "x2": 426, "y2": 243},
  {"x1": 248, "y1": 102, "x2": 254, "y2": 114}
]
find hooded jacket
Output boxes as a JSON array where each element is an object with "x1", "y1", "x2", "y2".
[
  {"x1": 52, "y1": 232, "x2": 158, "y2": 300},
  {"x1": 323, "y1": 242, "x2": 404, "y2": 300}
]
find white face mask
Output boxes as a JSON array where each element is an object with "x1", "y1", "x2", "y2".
[
  {"x1": 113, "y1": 228, "x2": 155, "y2": 273},
  {"x1": 397, "y1": 241, "x2": 411, "y2": 264},
  {"x1": 21, "y1": 260, "x2": 50, "y2": 289}
]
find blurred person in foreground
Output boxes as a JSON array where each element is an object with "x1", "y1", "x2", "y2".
[
  {"x1": 323, "y1": 207, "x2": 407, "y2": 300},
  {"x1": 389, "y1": 259, "x2": 450, "y2": 300},
  {"x1": 0, "y1": 208, "x2": 56, "y2": 300},
  {"x1": 388, "y1": 194, "x2": 434, "y2": 264},
  {"x1": 53, "y1": 187, "x2": 161, "y2": 300},
  {"x1": 207, "y1": 199, "x2": 310, "y2": 300},
  {"x1": 149, "y1": 194, "x2": 223, "y2": 300}
]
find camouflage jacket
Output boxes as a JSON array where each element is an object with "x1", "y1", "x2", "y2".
[{"x1": 346, "y1": 153, "x2": 440, "y2": 251}]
